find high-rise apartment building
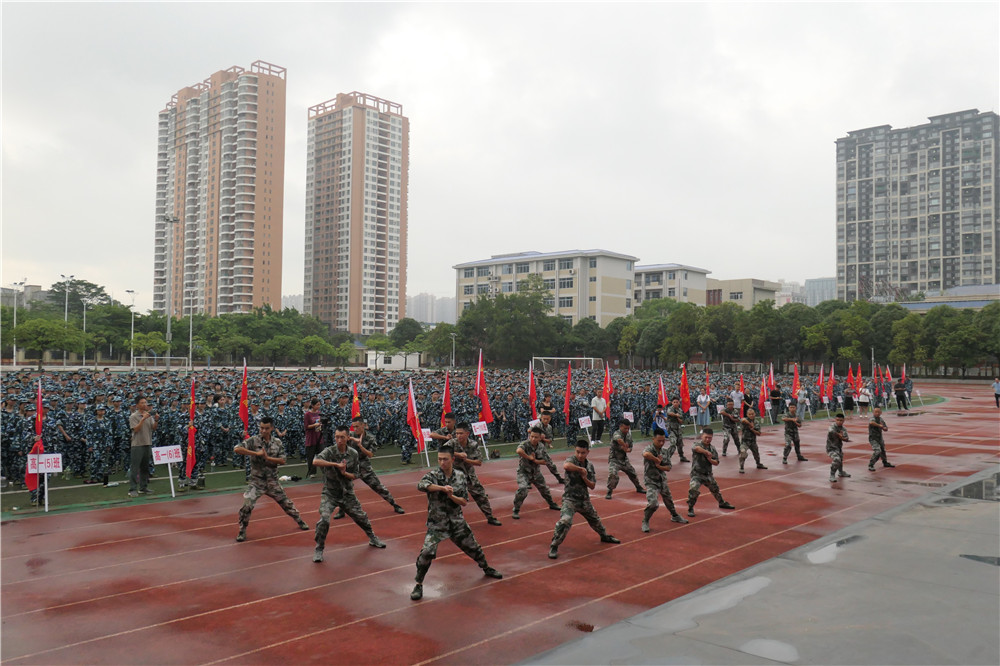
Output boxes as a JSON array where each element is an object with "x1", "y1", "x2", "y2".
[
  {"x1": 304, "y1": 92, "x2": 409, "y2": 335},
  {"x1": 154, "y1": 60, "x2": 286, "y2": 317},
  {"x1": 836, "y1": 109, "x2": 999, "y2": 301}
]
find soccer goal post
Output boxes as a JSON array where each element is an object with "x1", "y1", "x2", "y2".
[
  {"x1": 720, "y1": 362, "x2": 763, "y2": 375},
  {"x1": 532, "y1": 357, "x2": 600, "y2": 372}
]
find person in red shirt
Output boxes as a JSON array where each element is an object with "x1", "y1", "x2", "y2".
[{"x1": 304, "y1": 398, "x2": 323, "y2": 479}]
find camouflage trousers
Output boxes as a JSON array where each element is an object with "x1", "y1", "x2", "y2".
[
  {"x1": 537, "y1": 446, "x2": 562, "y2": 481},
  {"x1": 688, "y1": 471, "x2": 725, "y2": 506},
  {"x1": 868, "y1": 439, "x2": 888, "y2": 467},
  {"x1": 357, "y1": 464, "x2": 398, "y2": 507},
  {"x1": 415, "y1": 522, "x2": 488, "y2": 582},
  {"x1": 315, "y1": 491, "x2": 374, "y2": 548},
  {"x1": 607, "y1": 458, "x2": 642, "y2": 492},
  {"x1": 738, "y1": 440, "x2": 761, "y2": 467},
  {"x1": 828, "y1": 449, "x2": 844, "y2": 476},
  {"x1": 513, "y1": 466, "x2": 555, "y2": 511},
  {"x1": 644, "y1": 480, "x2": 680, "y2": 521},
  {"x1": 238, "y1": 476, "x2": 302, "y2": 528},
  {"x1": 722, "y1": 426, "x2": 740, "y2": 455},
  {"x1": 551, "y1": 496, "x2": 608, "y2": 548},
  {"x1": 782, "y1": 434, "x2": 802, "y2": 460},
  {"x1": 665, "y1": 428, "x2": 686, "y2": 461},
  {"x1": 464, "y1": 468, "x2": 496, "y2": 519}
]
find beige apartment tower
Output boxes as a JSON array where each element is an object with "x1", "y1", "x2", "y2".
[
  {"x1": 304, "y1": 92, "x2": 409, "y2": 335},
  {"x1": 154, "y1": 60, "x2": 286, "y2": 317}
]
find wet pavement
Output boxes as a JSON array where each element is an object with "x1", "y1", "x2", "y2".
[{"x1": 526, "y1": 466, "x2": 1000, "y2": 666}]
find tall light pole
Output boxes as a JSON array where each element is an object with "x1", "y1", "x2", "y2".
[
  {"x1": 82, "y1": 297, "x2": 89, "y2": 366},
  {"x1": 449, "y1": 332, "x2": 457, "y2": 368},
  {"x1": 10, "y1": 279, "x2": 26, "y2": 368},
  {"x1": 162, "y1": 215, "x2": 180, "y2": 372},
  {"x1": 188, "y1": 288, "x2": 194, "y2": 370},
  {"x1": 126, "y1": 290, "x2": 136, "y2": 370},
  {"x1": 60, "y1": 273, "x2": 74, "y2": 367}
]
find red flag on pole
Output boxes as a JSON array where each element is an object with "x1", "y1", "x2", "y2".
[
  {"x1": 657, "y1": 375, "x2": 668, "y2": 407},
  {"x1": 24, "y1": 379, "x2": 44, "y2": 492},
  {"x1": 739, "y1": 373, "x2": 745, "y2": 417},
  {"x1": 563, "y1": 363, "x2": 572, "y2": 425},
  {"x1": 816, "y1": 364, "x2": 825, "y2": 401},
  {"x1": 874, "y1": 363, "x2": 880, "y2": 385},
  {"x1": 679, "y1": 364, "x2": 691, "y2": 413},
  {"x1": 239, "y1": 358, "x2": 249, "y2": 439},
  {"x1": 768, "y1": 363, "x2": 776, "y2": 391},
  {"x1": 406, "y1": 379, "x2": 425, "y2": 453},
  {"x1": 901, "y1": 364, "x2": 906, "y2": 383},
  {"x1": 792, "y1": 363, "x2": 800, "y2": 396},
  {"x1": 351, "y1": 381, "x2": 361, "y2": 419},
  {"x1": 847, "y1": 365, "x2": 855, "y2": 393},
  {"x1": 441, "y1": 372, "x2": 452, "y2": 427},
  {"x1": 758, "y1": 375, "x2": 767, "y2": 418},
  {"x1": 186, "y1": 377, "x2": 197, "y2": 479},
  {"x1": 474, "y1": 349, "x2": 493, "y2": 423},
  {"x1": 601, "y1": 362, "x2": 613, "y2": 418},
  {"x1": 826, "y1": 365, "x2": 836, "y2": 403},
  {"x1": 885, "y1": 366, "x2": 893, "y2": 384},
  {"x1": 854, "y1": 363, "x2": 863, "y2": 391},
  {"x1": 528, "y1": 362, "x2": 538, "y2": 420},
  {"x1": 705, "y1": 368, "x2": 711, "y2": 397}
]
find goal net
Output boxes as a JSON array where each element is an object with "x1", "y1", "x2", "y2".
[
  {"x1": 720, "y1": 362, "x2": 763, "y2": 375},
  {"x1": 532, "y1": 357, "x2": 600, "y2": 372},
  {"x1": 133, "y1": 355, "x2": 190, "y2": 369}
]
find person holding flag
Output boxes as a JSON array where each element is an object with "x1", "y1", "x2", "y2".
[
  {"x1": 23, "y1": 382, "x2": 45, "y2": 505},
  {"x1": 233, "y1": 416, "x2": 310, "y2": 543}
]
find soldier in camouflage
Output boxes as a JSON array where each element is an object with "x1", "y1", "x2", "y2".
[
  {"x1": 333, "y1": 416, "x2": 405, "y2": 519},
  {"x1": 233, "y1": 416, "x2": 309, "y2": 542},
  {"x1": 781, "y1": 403, "x2": 808, "y2": 464},
  {"x1": 867, "y1": 407, "x2": 895, "y2": 472},
  {"x1": 548, "y1": 439, "x2": 620, "y2": 559},
  {"x1": 665, "y1": 397, "x2": 691, "y2": 463},
  {"x1": 84, "y1": 405, "x2": 115, "y2": 485},
  {"x1": 449, "y1": 422, "x2": 502, "y2": 525},
  {"x1": 410, "y1": 444, "x2": 503, "y2": 601},
  {"x1": 641, "y1": 428, "x2": 688, "y2": 531},
  {"x1": 720, "y1": 399, "x2": 741, "y2": 457},
  {"x1": 738, "y1": 408, "x2": 767, "y2": 473},
  {"x1": 535, "y1": 410, "x2": 566, "y2": 485},
  {"x1": 427, "y1": 412, "x2": 456, "y2": 454},
  {"x1": 604, "y1": 419, "x2": 645, "y2": 500},
  {"x1": 827, "y1": 413, "x2": 851, "y2": 483},
  {"x1": 312, "y1": 425, "x2": 387, "y2": 562},
  {"x1": 512, "y1": 427, "x2": 561, "y2": 519},
  {"x1": 687, "y1": 428, "x2": 736, "y2": 517}
]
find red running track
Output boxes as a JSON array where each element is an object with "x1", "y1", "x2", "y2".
[{"x1": 2, "y1": 382, "x2": 997, "y2": 665}]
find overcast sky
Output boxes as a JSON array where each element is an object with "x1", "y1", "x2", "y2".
[{"x1": 2, "y1": 2, "x2": 997, "y2": 313}]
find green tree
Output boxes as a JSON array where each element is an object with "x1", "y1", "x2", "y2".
[
  {"x1": 698, "y1": 302, "x2": 744, "y2": 364},
  {"x1": 659, "y1": 302, "x2": 701, "y2": 366},
  {"x1": 801, "y1": 323, "x2": 831, "y2": 360},
  {"x1": 737, "y1": 300, "x2": 780, "y2": 362},
  {"x1": 257, "y1": 335, "x2": 302, "y2": 368},
  {"x1": 11, "y1": 319, "x2": 86, "y2": 370},
  {"x1": 418, "y1": 323, "x2": 458, "y2": 365},
  {"x1": 635, "y1": 319, "x2": 670, "y2": 366},
  {"x1": 301, "y1": 335, "x2": 335, "y2": 369},
  {"x1": 973, "y1": 302, "x2": 1000, "y2": 369},
  {"x1": 888, "y1": 313, "x2": 926, "y2": 368},
  {"x1": 618, "y1": 321, "x2": 639, "y2": 368},
  {"x1": 365, "y1": 334, "x2": 396, "y2": 370},
  {"x1": 918, "y1": 305, "x2": 960, "y2": 361},
  {"x1": 389, "y1": 318, "x2": 424, "y2": 347},
  {"x1": 329, "y1": 340, "x2": 357, "y2": 368},
  {"x1": 131, "y1": 331, "x2": 169, "y2": 368},
  {"x1": 934, "y1": 322, "x2": 985, "y2": 377},
  {"x1": 214, "y1": 334, "x2": 254, "y2": 365},
  {"x1": 633, "y1": 297, "x2": 683, "y2": 321}
]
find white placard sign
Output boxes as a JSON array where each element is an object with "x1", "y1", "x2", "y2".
[
  {"x1": 472, "y1": 421, "x2": 489, "y2": 436},
  {"x1": 420, "y1": 428, "x2": 432, "y2": 440},
  {"x1": 623, "y1": 411, "x2": 634, "y2": 423},
  {"x1": 837, "y1": 396, "x2": 844, "y2": 404},
  {"x1": 152, "y1": 445, "x2": 183, "y2": 465},
  {"x1": 688, "y1": 407, "x2": 698, "y2": 417},
  {"x1": 785, "y1": 399, "x2": 791, "y2": 406},
  {"x1": 528, "y1": 419, "x2": 541, "y2": 428},
  {"x1": 822, "y1": 396, "x2": 830, "y2": 404},
  {"x1": 27, "y1": 453, "x2": 63, "y2": 474},
  {"x1": 578, "y1": 416, "x2": 592, "y2": 428}
]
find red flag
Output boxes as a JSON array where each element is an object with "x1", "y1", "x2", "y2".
[
  {"x1": 853, "y1": 363, "x2": 862, "y2": 391},
  {"x1": 679, "y1": 364, "x2": 691, "y2": 413},
  {"x1": 406, "y1": 379, "x2": 425, "y2": 453},
  {"x1": 474, "y1": 349, "x2": 493, "y2": 423},
  {"x1": 528, "y1": 363, "x2": 538, "y2": 420},
  {"x1": 816, "y1": 364, "x2": 825, "y2": 401},
  {"x1": 601, "y1": 362, "x2": 613, "y2": 418},
  {"x1": 705, "y1": 368, "x2": 711, "y2": 397},
  {"x1": 768, "y1": 363, "x2": 776, "y2": 391},
  {"x1": 351, "y1": 381, "x2": 361, "y2": 419},
  {"x1": 874, "y1": 364, "x2": 880, "y2": 385},
  {"x1": 758, "y1": 375, "x2": 768, "y2": 418},
  {"x1": 826, "y1": 365, "x2": 836, "y2": 403},
  {"x1": 25, "y1": 379, "x2": 44, "y2": 492},
  {"x1": 563, "y1": 364, "x2": 572, "y2": 425},
  {"x1": 657, "y1": 375, "x2": 667, "y2": 407},
  {"x1": 239, "y1": 358, "x2": 249, "y2": 439},
  {"x1": 847, "y1": 365, "x2": 855, "y2": 393},
  {"x1": 739, "y1": 373, "x2": 745, "y2": 417},
  {"x1": 885, "y1": 366, "x2": 893, "y2": 384},
  {"x1": 901, "y1": 364, "x2": 906, "y2": 383},
  {"x1": 441, "y1": 372, "x2": 452, "y2": 427},
  {"x1": 186, "y1": 377, "x2": 196, "y2": 479},
  {"x1": 792, "y1": 363, "x2": 800, "y2": 396}
]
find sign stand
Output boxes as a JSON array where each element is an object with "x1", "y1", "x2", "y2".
[
  {"x1": 913, "y1": 390, "x2": 923, "y2": 407},
  {"x1": 28, "y1": 453, "x2": 63, "y2": 512},
  {"x1": 472, "y1": 421, "x2": 491, "y2": 459},
  {"x1": 420, "y1": 428, "x2": 433, "y2": 467},
  {"x1": 153, "y1": 445, "x2": 183, "y2": 497},
  {"x1": 577, "y1": 416, "x2": 592, "y2": 444}
]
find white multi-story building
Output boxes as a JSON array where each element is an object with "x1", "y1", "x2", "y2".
[
  {"x1": 633, "y1": 263, "x2": 710, "y2": 306},
  {"x1": 304, "y1": 92, "x2": 409, "y2": 335},
  {"x1": 154, "y1": 60, "x2": 286, "y2": 317},
  {"x1": 454, "y1": 250, "x2": 637, "y2": 326}
]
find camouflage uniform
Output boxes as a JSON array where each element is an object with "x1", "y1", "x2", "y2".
[
  {"x1": 606, "y1": 428, "x2": 644, "y2": 495},
  {"x1": 349, "y1": 430, "x2": 401, "y2": 510},
  {"x1": 414, "y1": 466, "x2": 492, "y2": 583},
  {"x1": 67, "y1": 405, "x2": 89, "y2": 477},
  {"x1": 642, "y1": 442, "x2": 683, "y2": 525},
  {"x1": 313, "y1": 445, "x2": 379, "y2": 551},
  {"x1": 826, "y1": 422, "x2": 850, "y2": 479},
  {"x1": 449, "y1": 435, "x2": 497, "y2": 521},
  {"x1": 665, "y1": 405, "x2": 688, "y2": 462},
  {"x1": 84, "y1": 413, "x2": 114, "y2": 483},
  {"x1": 687, "y1": 441, "x2": 728, "y2": 510},
  {"x1": 782, "y1": 413, "x2": 805, "y2": 462},
  {"x1": 868, "y1": 416, "x2": 891, "y2": 468},
  {"x1": 284, "y1": 402, "x2": 305, "y2": 459},
  {"x1": 536, "y1": 421, "x2": 565, "y2": 483},
  {"x1": 236, "y1": 433, "x2": 305, "y2": 534},
  {"x1": 512, "y1": 438, "x2": 559, "y2": 514},
  {"x1": 550, "y1": 455, "x2": 613, "y2": 550},
  {"x1": 738, "y1": 417, "x2": 763, "y2": 470},
  {"x1": 720, "y1": 406, "x2": 741, "y2": 456}
]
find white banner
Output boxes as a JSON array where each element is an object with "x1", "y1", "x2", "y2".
[
  {"x1": 623, "y1": 411, "x2": 634, "y2": 423},
  {"x1": 472, "y1": 421, "x2": 489, "y2": 436},
  {"x1": 421, "y1": 428, "x2": 432, "y2": 440},
  {"x1": 528, "y1": 419, "x2": 541, "y2": 428},
  {"x1": 27, "y1": 453, "x2": 63, "y2": 474},
  {"x1": 578, "y1": 416, "x2": 592, "y2": 428},
  {"x1": 152, "y1": 445, "x2": 183, "y2": 465}
]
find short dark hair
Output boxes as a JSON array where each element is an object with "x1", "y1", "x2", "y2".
[
  {"x1": 835, "y1": 413, "x2": 845, "y2": 419},
  {"x1": 575, "y1": 439, "x2": 591, "y2": 449},
  {"x1": 309, "y1": 398, "x2": 320, "y2": 408},
  {"x1": 652, "y1": 427, "x2": 666, "y2": 438},
  {"x1": 135, "y1": 395, "x2": 147, "y2": 405},
  {"x1": 260, "y1": 416, "x2": 274, "y2": 426},
  {"x1": 529, "y1": 426, "x2": 544, "y2": 435},
  {"x1": 619, "y1": 418, "x2": 631, "y2": 427},
  {"x1": 444, "y1": 412, "x2": 455, "y2": 420},
  {"x1": 439, "y1": 444, "x2": 454, "y2": 456},
  {"x1": 352, "y1": 415, "x2": 365, "y2": 423},
  {"x1": 702, "y1": 427, "x2": 714, "y2": 435},
  {"x1": 455, "y1": 421, "x2": 471, "y2": 431},
  {"x1": 335, "y1": 424, "x2": 350, "y2": 434}
]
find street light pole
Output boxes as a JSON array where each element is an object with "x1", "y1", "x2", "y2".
[
  {"x1": 60, "y1": 273, "x2": 74, "y2": 367},
  {"x1": 10, "y1": 279, "x2": 25, "y2": 368},
  {"x1": 162, "y1": 215, "x2": 180, "y2": 373},
  {"x1": 449, "y1": 332, "x2": 457, "y2": 368},
  {"x1": 188, "y1": 290, "x2": 194, "y2": 370},
  {"x1": 126, "y1": 290, "x2": 136, "y2": 370},
  {"x1": 82, "y1": 298, "x2": 88, "y2": 366}
]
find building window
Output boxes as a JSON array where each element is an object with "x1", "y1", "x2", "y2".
[
  {"x1": 559, "y1": 277, "x2": 574, "y2": 289},
  {"x1": 561, "y1": 315, "x2": 573, "y2": 324},
  {"x1": 544, "y1": 297, "x2": 555, "y2": 307},
  {"x1": 625, "y1": 261, "x2": 633, "y2": 270},
  {"x1": 626, "y1": 279, "x2": 631, "y2": 290},
  {"x1": 589, "y1": 276, "x2": 596, "y2": 282},
  {"x1": 516, "y1": 263, "x2": 530, "y2": 273},
  {"x1": 478, "y1": 284, "x2": 490, "y2": 294},
  {"x1": 463, "y1": 268, "x2": 474, "y2": 278},
  {"x1": 667, "y1": 271, "x2": 676, "y2": 280},
  {"x1": 558, "y1": 258, "x2": 573, "y2": 270},
  {"x1": 589, "y1": 258, "x2": 597, "y2": 268},
  {"x1": 588, "y1": 295, "x2": 596, "y2": 302},
  {"x1": 625, "y1": 298, "x2": 632, "y2": 308},
  {"x1": 648, "y1": 290, "x2": 661, "y2": 299},
  {"x1": 476, "y1": 266, "x2": 490, "y2": 277},
  {"x1": 558, "y1": 296, "x2": 573, "y2": 308},
  {"x1": 501, "y1": 264, "x2": 513, "y2": 275},
  {"x1": 684, "y1": 271, "x2": 689, "y2": 280},
  {"x1": 683, "y1": 287, "x2": 688, "y2": 297},
  {"x1": 463, "y1": 285, "x2": 473, "y2": 295},
  {"x1": 543, "y1": 260, "x2": 555, "y2": 271},
  {"x1": 667, "y1": 288, "x2": 675, "y2": 297},
  {"x1": 729, "y1": 291, "x2": 743, "y2": 300},
  {"x1": 543, "y1": 278, "x2": 556, "y2": 289},
  {"x1": 501, "y1": 282, "x2": 513, "y2": 293}
]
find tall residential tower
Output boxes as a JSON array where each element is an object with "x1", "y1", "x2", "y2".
[
  {"x1": 154, "y1": 60, "x2": 286, "y2": 317},
  {"x1": 304, "y1": 92, "x2": 409, "y2": 335},
  {"x1": 836, "y1": 109, "x2": 998, "y2": 301}
]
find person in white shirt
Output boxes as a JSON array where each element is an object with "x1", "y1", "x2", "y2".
[
  {"x1": 696, "y1": 390, "x2": 711, "y2": 427},
  {"x1": 590, "y1": 392, "x2": 607, "y2": 443}
]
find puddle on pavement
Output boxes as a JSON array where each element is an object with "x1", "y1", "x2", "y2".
[
  {"x1": 960, "y1": 554, "x2": 1000, "y2": 566},
  {"x1": 740, "y1": 638, "x2": 800, "y2": 663},
  {"x1": 567, "y1": 620, "x2": 595, "y2": 632},
  {"x1": 899, "y1": 480, "x2": 947, "y2": 488},
  {"x1": 807, "y1": 534, "x2": 865, "y2": 564},
  {"x1": 949, "y1": 472, "x2": 1000, "y2": 502}
]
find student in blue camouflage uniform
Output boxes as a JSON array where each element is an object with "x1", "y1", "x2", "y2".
[
  {"x1": 547, "y1": 439, "x2": 620, "y2": 559},
  {"x1": 410, "y1": 444, "x2": 503, "y2": 601},
  {"x1": 108, "y1": 396, "x2": 130, "y2": 473},
  {"x1": 501, "y1": 393, "x2": 520, "y2": 442},
  {"x1": 84, "y1": 405, "x2": 115, "y2": 485},
  {"x1": 67, "y1": 398, "x2": 90, "y2": 478},
  {"x1": 512, "y1": 427, "x2": 561, "y2": 519},
  {"x1": 641, "y1": 428, "x2": 688, "y2": 531},
  {"x1": 284, "y1": 396, "x2": 305, "y2": 459}
]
